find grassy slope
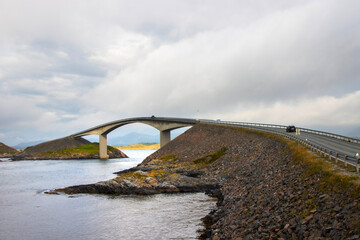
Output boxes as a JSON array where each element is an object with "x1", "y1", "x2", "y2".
[
  {"x1": 285, "y1": 140, "x2": 360, "y2": 198},
  {"x1": 0, "y1": 142, "x2": 18, "y2": 154},
  {"x1": 33, "y1": 143, "x2": 119, "y2": 157}
]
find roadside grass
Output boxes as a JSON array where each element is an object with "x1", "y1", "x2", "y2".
[
  {"x1": 285, "y1": 141, "x2": 360, "y2": 198},
  {"x1": 285, "y1": 140, "x2": 360, "y2": 232}
]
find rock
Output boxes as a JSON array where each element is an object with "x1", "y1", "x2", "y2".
[
  {"x1": 302, "y1": 215, "x2": 313, "y2": 224},
  {"x1": 349, "y1": 235, "x2": 360, "y2": 240},
  {"x1": 145, "y1": 177, "x2": 158, "y2": 185},
  {"x1": 334, "y1": 206, "x2": 342, "y2": 212}
]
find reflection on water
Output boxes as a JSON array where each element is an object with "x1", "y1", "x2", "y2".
[{"x1": 0, "y1": 150, "x2": 216, "y2": 240}]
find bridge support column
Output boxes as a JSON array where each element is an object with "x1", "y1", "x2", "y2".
[
  {"x1": 99, "y1": 133, "x2": 109, "y2": 159},
  {"x1": 160, "y1": 130, "x2": 171, "y2": 148}
]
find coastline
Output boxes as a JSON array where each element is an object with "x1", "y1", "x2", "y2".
[
  {"x1": 114, "y1": 143, "x2": 160, "y2": 150},
  {"x1": 49, "y1": 124, "x2": 360, "y2": 239}
]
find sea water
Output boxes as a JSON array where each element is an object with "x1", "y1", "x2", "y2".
[{"x1": 0, "y1": 150, "x2": 216, "y2": 240}]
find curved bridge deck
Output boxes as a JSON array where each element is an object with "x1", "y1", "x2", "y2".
[{"x1": 71, "y1": 117, "x2": 199, "y2": 159}]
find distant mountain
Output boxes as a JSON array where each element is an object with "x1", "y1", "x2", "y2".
[
  {"x1": 108, "y1": 132, "x2": 159, "y2": 146},
  {"x1": 107, "y1": 131, "x2": 187, "y2": 146},
  {"x1": 12, "y1": 140, "x2": 45, "y2": 150}
]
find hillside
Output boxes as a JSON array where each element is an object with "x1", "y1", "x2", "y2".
[
  {"x1": 0, "y1": 142, "x2": 18, "y2": 157},
  {"x1": 12, "y1": 136, "x2": 127, "y2": 160},
  {"x1": 108, "y1": 132, "x2": 159, "y2": 145},
  {"x1": 11, "y1": 140, "x2": 45, "y2": 150},
  {"x1": 50, "y1": 124, "x2": 360, "y2": 239}
]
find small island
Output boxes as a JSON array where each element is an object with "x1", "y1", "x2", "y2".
[{"x1": 11, "y1": 136, "x2": 127, "y2": 160}]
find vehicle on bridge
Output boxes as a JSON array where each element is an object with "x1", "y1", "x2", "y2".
[{"x1": 286, "y1": 125, "x2": 296, "y2": 132}]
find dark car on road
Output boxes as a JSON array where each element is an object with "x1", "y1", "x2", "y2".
[{"x1": 286, "y1": 125, "x2": 296, "y2": 132}]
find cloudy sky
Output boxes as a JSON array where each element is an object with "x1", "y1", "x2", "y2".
[{"x1": 1, "y1": 0, "x2": 360, "y2": 145}]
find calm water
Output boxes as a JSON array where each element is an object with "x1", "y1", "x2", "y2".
[{"x1": 0, "y1": 150, "x2": 216, "y2": 240}]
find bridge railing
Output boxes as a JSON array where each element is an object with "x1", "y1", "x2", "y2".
[
  {"x1": 200, "y1": 119, "x2": 360, "y2": 144},
  {"x1": 200, "y1": 119, "x2": 360, "y2": 172}
]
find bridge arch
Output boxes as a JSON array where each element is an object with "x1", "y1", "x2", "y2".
[{"x1": 71, "y1": 117, "x2": 198, "y2": 159}]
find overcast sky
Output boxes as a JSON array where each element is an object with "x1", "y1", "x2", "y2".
[{"x1": 1, "y1": 0, "x2": 360, "y2": 145}]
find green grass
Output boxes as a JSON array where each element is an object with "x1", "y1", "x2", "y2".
[
  {"x1": 35, "y1": 143, "x2": 109, "y2": 157},
  {"x1": 159, "y1": 154, "x2": 178, "y2": 161},
  {"x1": 193, "y1": 147, "x2": 227, "y2": 165},
  {"x1": 35, "y1": 143, "x2": 123, "y2": 157},
  {"x1": 51, "y1": 143, "x2": 99, "y2": 155}
]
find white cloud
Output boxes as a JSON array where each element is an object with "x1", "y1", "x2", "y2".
[
  {"x1": 89, "y1": 30, "x2": 154, "y2": 75},
  {"x1": 87, "y1": 0, "x2": 360, "y2": 118},
  {"x1": 222, "y1": 90, "x2": 360, "y2": 126},
  {"x1": 0, "y1": 0, "x2": 360, "y2": 144}
]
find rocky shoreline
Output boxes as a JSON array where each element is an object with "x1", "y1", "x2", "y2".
[{"x1": 48, "y1": 124, "x2": 360, "y2": 239}]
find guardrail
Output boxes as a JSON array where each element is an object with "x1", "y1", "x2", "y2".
[
  {"x1": 200, "y1": 119, "x2": 360, "y2": 144},
  {"x1": 200, "y1": 119, "x2": 360, "y2": 173}
]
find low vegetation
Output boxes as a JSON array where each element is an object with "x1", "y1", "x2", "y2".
[
  {"x1": 33, "y1": 143, "x2": 119, "y2": 157},
  {"x1": 158, "y1": 154, "x2": 178, "y2": 161},
  {"x1": 286, "y1": 140, "x2": 360, "y2": 198},
  {"x1": 0, "y1": 142, "x2": 18, "y2": 155},
  {"x1": 193, "y1": 147, "x2": 227, "y2": 165},
  {"x1": 114, "y1": 143, "x2": 160, "y2": 150}
]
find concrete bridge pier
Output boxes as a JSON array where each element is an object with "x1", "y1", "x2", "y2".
[
  {"x1": 98, "y1": 129, "x2": 171, "y2": 159},
  {"x1": 99, "y1": 133, "x2": 109, "y2": 159},
  {"x1": 160, "y1": 130, "x2": 171, "y2": 148}
]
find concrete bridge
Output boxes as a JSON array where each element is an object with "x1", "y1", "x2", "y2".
[{"x1": 71, "y1": 117, "x2": 199, "y2": 159}]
